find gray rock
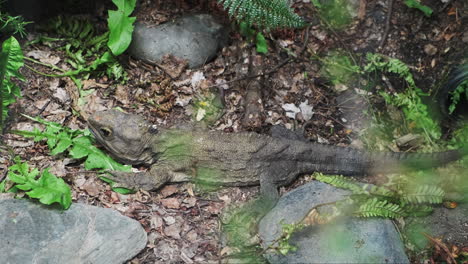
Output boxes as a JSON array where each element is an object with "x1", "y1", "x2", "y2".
[
  {"x1": 129, "y1": 14, "x2": 228, "y2": 68},
  {"x1": 259, "y1": 181, "x2": 409, "y2": 263},
  {"x1": 404, "y1": 203, "x2": 468, "y2": 248},
  {"x1": 0, "y1": 199, "x2": 147, "y2": 264}
]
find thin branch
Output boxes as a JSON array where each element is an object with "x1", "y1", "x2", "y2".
[{"x1": 379, "y1": 0, "x2": 395, "y2": 50}]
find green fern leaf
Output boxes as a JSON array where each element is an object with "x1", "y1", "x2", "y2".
[
  {"x1": 218, "y1": 0, "x2": 304, "y2": 29},
  {"x1": 402, "y1": 204, "x2": 433, "y2": 217},
  {"x1": 315, "y1": 173, "x2": 366, "y2": 194},
  {"x1": 355, "y1": 198, "x2": 405, "y2": 218},
  {"x1": 402, "y1": 185, "x2": 444, "y2": 204}
]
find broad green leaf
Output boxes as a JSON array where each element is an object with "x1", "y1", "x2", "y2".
[
  {"x1": 7, "y1": 161, "x2": 72, "y2": 209},
  {"x1": 69, "y1": 135, "x2": 131, "y2": 171},
  {"x1": 404, "y1": 0, "x2": 433, "y2": 17},
  {"x1": 7, "y1": 172, "x2": 26, "y2": 184},
  {"x1": 69, "y1": 136, "x2": 93, "y2": 159},
  {"x1": 50, "y1": 132, "x2": 73, "y2": 155},
  {"x1": 107, "y1": 0, "x2": 137, "y2": 56},
  {"x1": 0, "y1": 180, "x2": 5, "y2": 192},
  {"x1": 85, "y1": 150, "x2": 131, "y2": 171},
  {"x1": 0, "y1": 36, "x2": 25, "y2": 81},
  {"x1": 112, "y1": 187, "x2": 136, "y2": 194},
  {"x1": 26, "y1": 171, "x2": 72, "y2": 209},
  {"x1": 256, "y1": 33, "x2": 268, "y2": 54},
  {"x1": 0, "y1": 36, "x2": 24, "y2": 125},
  {"x1": 14, "y1": 121, "x2": 131, "y2": 173}
]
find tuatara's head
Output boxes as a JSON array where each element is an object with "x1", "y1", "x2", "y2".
[{"x1": 88, "y1": 110, "x2": 158, "y2": 165}]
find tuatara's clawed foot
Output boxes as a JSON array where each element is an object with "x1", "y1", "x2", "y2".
[{"x1": 104, "y1": 171, "x2": 156, "y2": 191}]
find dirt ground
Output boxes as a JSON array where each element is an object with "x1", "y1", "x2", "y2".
[{"x1": 1, "y1": 0, "x2": 467, "y2": 263}]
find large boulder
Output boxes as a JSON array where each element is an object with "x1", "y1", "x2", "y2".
[
  {"x1": 129, "y1": 14, "x2": 228, "y2": 68},
  {"x1": 404, "y1": 202, "x2": 468, "y2": 249},
  {"x1": 259, "y1": 181, "x2": 409, "y2": 263},
  {"x1": 0, "y1": 198, "x2": 147, "y2": 264}
]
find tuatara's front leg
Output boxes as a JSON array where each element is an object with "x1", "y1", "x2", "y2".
[{"x1": 105, "y1": 163, "x2": 188, "y2": 191}]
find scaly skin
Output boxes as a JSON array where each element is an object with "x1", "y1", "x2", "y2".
[{"x1": 88, "y1": 110, "x2": 466, "y2": 200}]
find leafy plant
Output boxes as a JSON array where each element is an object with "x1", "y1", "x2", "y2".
[
  {"x1": 320, "y1": 50, "x2": 360, "y2": 85},
  {"x1": 2, "y1": 157, "x2": 72, "y2": 209},
  {"x1": 314, "y1": 172, "x2": 448, "y2": 219},
  {"x1": 222, "y1": 196, "x2": 274, "y2": 263},
  {"x1": 239, "y1": 22, "x2": 268, "y2": 54},
  {"x1": 0, "y1": 11, "x2": 30, "y2": 37},
  {"x1": 355, "y1": 197, "x2": 405, "y2": 218},
  {"x1": 364, "y1": 53, "x2": 441, "y2": 144},
  {"x1": 218, "y1": 0, "x2": 304, "y2": 30},
  {"x1": 28, "y1": 0, "x2": 136, "y2": 91},
  {"x1": 449, "y1": 79, "x2": 468, "y2": 114},
  {"x1": 0, "y1": 36, "x2": 24, "y2": 130},
  {"x1": 274, "y1": 221, "x2": 305, "y2": 255},
  {"x1": 404, "y1": 0, "x2": 433, "y2": 17},
  {"x1": 107, "y1": 0, "x2": 137, "y2": 56},
  {"x1": 12, "y1": 115, "x2": 130, "y2": 172}
]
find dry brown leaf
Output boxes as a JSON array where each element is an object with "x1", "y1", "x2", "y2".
[
  {"x1": 160, "y1": 185, "x2": 179, "y2": 198},
  {"x1": 115, "y1": 85, "x2": 130, "y2": 105},
  {"x1": 82, "y1": 79, "x2": 109, "y2": 90},
  {"x1": 161, "y1": 198, "x2": 181, "y2": 209}
]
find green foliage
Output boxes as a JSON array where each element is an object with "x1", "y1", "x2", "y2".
[
  {"x1": 12, "y1": 115, "x2": 130, "y2": 172},
  {"x1": 314, "y1": 0, "x2": 355, "y2": 30},
  {"x1": 239, "y1": 22, "x2": 268, "y2": 54},
  {"x1": 255, "y1": 31, "x2": 268, "y2": 54},
  {"x1": 364, "y1": 53, "x2": 441, "y2": 144},
  {"x1": 311, "y1": 0, "x2": 322, "y2": 8},
  {"x1": 315, "y1": 174, "x2": 366, "y2": 194},
  {"x1": 0, "y1": 12, "x2": 30, "y2": 37},
  {"x1": 218, "y1": 0, "x2": 304, "y2": 30},
  {"x1": 449, "y1": 80, "x2": 468, "y2": 114},
  {"x1": 222, "y1": 196, "x2": 273, "y2": 262},
  {"x1": 355, "y1": 197, "x2": 405, "y2": 218},
  {"x1": 276, "y1": 221, "x2": 305, "y2": 255},
  {"x1": 0, "y1": 36, "x2": 24, "y2": 129},
  {"x1": 3, "y1": 157, "x2": 72, "y2": 209},
  {"x1": 107, "y1": 0, "x2": 137, "y2": 56},
  {"x1": 404, "y1": 0, "x2": 433, "y2": 17},
  {"x1": 314, "y1": 172, "x2": 447, "y2": 219},
  {"x1": 448, "y1": 123, "x2": 468, "y2": 152},
  {"x1": 43, "y1": 16, "x2": 126, "y2": 85},
  {"x1": 401, "y1": 184, "x2": 444, "y2": 204},
  {"x1": 320, "y1": 50, "x2": 360, "y2": 85}
]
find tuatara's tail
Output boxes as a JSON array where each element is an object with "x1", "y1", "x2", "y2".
[
  {"x1": 306, "y1": 143, "x2": 467, "y2": 176},
  {"x1": 371, "y1": 147, "x2": 466, "y2": 173}
]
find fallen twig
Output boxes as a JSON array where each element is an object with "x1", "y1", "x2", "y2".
[{"x1": 379, "y1": 0, "x2": 395, "y2": 50}]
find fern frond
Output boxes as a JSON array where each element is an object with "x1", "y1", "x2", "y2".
[
  {"x1": 401, "y1": 185, "x2": 444, "y2": 204},
  {"x1": 218, "y1": 0, "x2": 304, "y2": 29},
  {"x1": 402, "y1": 204, "x2": 433, "y2": 217},
  {"x1": 315, "y1": 173, "x2": 366, "y2": 194},
  {"x1": 355, "y1": 198, "x2": 405, "y2": 218}
]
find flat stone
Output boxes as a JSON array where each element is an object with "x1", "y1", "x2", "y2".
[
  {"x1": 129, "y1": 14, "x2": 228, "y2": 68},
  {"x1": 404, "y1": 203, "x2": 468, "y2": 248},
  {"x1": 0, "y1": 198, "x2": 147, "y2": 264},
  {"x1": 259, "y1": 181, "x2": 409, "y2": 263}
]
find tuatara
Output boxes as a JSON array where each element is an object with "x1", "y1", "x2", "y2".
[{"x1": 88, "y1": 109, "x2": 467, "y2": 200}]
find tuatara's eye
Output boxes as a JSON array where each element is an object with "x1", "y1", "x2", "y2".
[
  {"x1": 148, "y1": 125, "x2": 158, "y2": 134},
  {"x1": 100, "y1": 127, "x2": 113, "y2": 138}
]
